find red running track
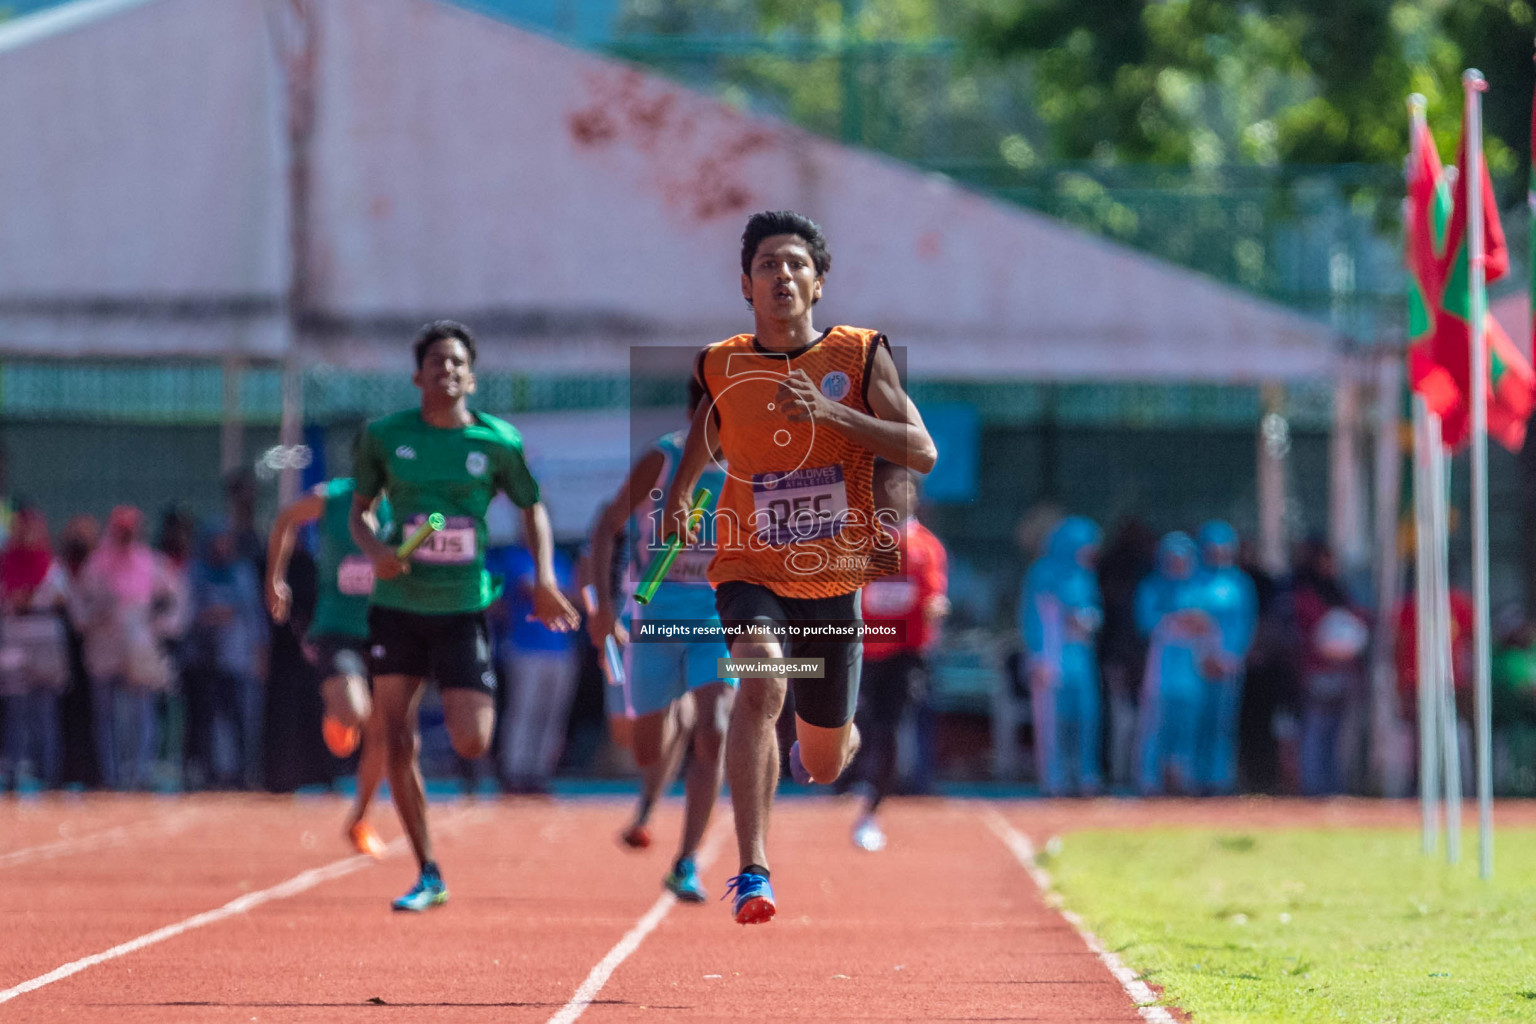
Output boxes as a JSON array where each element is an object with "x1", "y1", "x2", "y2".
[{"x1": 8, "y1": 793, "x2": 1491, "y2": 1023}]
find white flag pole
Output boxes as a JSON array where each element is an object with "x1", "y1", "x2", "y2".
[
  {"x1": 1411, "y1": 397, "x2": 1440, "y2": 854},
  {"x1": 1462, "y1": 68, "x2": 1495, "y2": 880},
  {"x1": 1431, "y1": 431, "x2": 1461, "y2": 864}
]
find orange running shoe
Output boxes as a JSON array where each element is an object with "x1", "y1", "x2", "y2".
[
  {"x1": 619, "y1": 822, "x2": 652, "y2": 850},
  {"x1": 322, "y1": 716, "x2": 360, "y2": 757},
  {"x1": 348, "y1": 821, "x2": 388, "y2": 859}
]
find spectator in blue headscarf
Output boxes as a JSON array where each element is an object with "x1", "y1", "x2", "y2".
[
  {"x1": 1135, "y1": 532, "x2": 1219, "y2": 795},
  {"x1": 1019, "y1": 516, "x2": 1103, "y2": 796},
  {"x1": 1194, "y1": 521, "x2": 1258, "y2": 794}
]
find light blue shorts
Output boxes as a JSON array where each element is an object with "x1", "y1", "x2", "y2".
[{"x1": 606, "y1": 641, "x2": 736, "y2": 719}]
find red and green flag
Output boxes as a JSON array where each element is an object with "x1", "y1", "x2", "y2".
[
  {"x1": 1405, "y1": 113, "x2": 1456, "y2": 418},
  {"x1": 1408, "y1": 114, "x2": 1535, "y2": 451}
]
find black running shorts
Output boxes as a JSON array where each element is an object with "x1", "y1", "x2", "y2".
[
  {"x1": 714, "y1": 580, "x2": 861, "y2": 729},
  {"x1": 367, "y1": 606, "x2": 497, "y2": 696}
]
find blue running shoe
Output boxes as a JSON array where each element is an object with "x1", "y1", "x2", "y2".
[
  {"x1": 664, "y1": 858, "x2": 708, "y2": 903},
  {"x1": 722, "y1": 872, "x2": 776, "y2": 925},
  {"x1": 392, "y1": 863, "x2": 448, "y2": 912},
  {"x1": 788, "y1": 741, "x2": 814, "y2": 785}
]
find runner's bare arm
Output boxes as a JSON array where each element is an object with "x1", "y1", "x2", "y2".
[
  {"x1": 661, "y1": 398, "x2": 716, "y2": 545},
  {"x1": 587, "y1": 448, "x2": 665, "y2": 646},
  {"x1": 521, "y1": 502, "x2": 580, "y2": 630},
  {"x1": 776, "y1": 344, "x2": 937, "y2": 472},
  {"x1": 265, "y1": 488, "x2": 326, "y2": 624},
  {"x1": 349, "y1": 493, "x2": 407, "y2": 581}
]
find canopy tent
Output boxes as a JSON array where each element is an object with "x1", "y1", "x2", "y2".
[
  {"x1": 0, "y1": 0, "x2": 1341, "y2": 381},
  {"x1": 0, "y1": 0, "x2": 287, "y2": 360}
]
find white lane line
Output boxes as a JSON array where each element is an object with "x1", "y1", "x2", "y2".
[
  {"x1": 0, "y1": 809, "x2": 201, "y2": 869},
  {"x1": 545, "y1": 824, "x2": 728, "y2": 1024},
  {"x1": 0, "y1": 836, "x2": 411, "y2": 1006},
  {"x1": 980, "y1": 806, "x2": 1177, "y2": 1024}
]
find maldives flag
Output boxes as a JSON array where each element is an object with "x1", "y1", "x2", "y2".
[
  {"x1": 1414, "y1": 122, "x2": 1535, "y2": 451},
  {"x1": 1405, "y1": 114, "x2": 1457, "y2": 419}
]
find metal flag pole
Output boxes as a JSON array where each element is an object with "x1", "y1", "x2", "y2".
[
  {"x1": 1430, "y1": 416, "x2": 1462, "y2": 863},
  {"x1": 1463, "y1": 68, "x2": 1494, "y2": 880},
  {"x1": 1411, "y1": 396, "x2": 1440, "y2": 854}
]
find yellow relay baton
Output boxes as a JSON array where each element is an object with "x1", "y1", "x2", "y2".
[
  {"x1": 397, "y1": 513, "x2": 446, "y2": 559},
  {"x1": 634, "y1": 489, "x2": 712, "y2": 606}
]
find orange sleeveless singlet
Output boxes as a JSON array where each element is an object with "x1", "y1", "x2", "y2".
[{"x1": 696, "y1": 325, "x2": 901, "y2": 599}]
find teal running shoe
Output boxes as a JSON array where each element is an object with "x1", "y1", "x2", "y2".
[
  {"x1": 664, "y1": 858, "x2": 708, "y2": 903},
  {"x1": 722, "y1": 872, "x2": 776, "y2": 925},
  {"x1": 392, "y1": 863, "x2": 448, "y2": 912}
]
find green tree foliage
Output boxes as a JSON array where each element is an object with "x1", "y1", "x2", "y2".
[{"x1": 973, "y1": 0, "x2": 1536, "y2": 186}]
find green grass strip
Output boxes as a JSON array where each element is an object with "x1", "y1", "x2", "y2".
[{"x1": 1045, "y1": 827, "x2": 1536, "y2": 1023}]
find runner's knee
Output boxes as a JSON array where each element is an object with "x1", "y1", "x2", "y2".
[
  {"x1": 448, "y1": 727, "x2": 489, "y2": 761},
  {"x1": 383, "y1": 720, "x2": 418, "y2": 767},
  {"x1": 798, "y1": 740, "x2": 848, "y2": 783},
  {"x1": 442, "y1": 693, "x2": 494, "y2": 760},
  {"x1": 692, "y1": 713, "x2": 726, "y2": 764},
  {"x1": 629, "y1": 708, "x2": 671, "y2": 767},
  {"x1": 734, "y1": 677, "x2": 786, "y2": 723}
]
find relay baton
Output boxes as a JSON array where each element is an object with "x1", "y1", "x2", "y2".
[
  {"x1": 581, "y1": 584, "x2": 626, "y2": 687},
  {"x1": 633, "y1": 488, "x2": 712, "y2": 606},
  {"x1": 397, "y1": 512, "x2": 446, "y2": 559},
  {"x1": 602, "y1": 636, "x2": 624, "y2": 687}
]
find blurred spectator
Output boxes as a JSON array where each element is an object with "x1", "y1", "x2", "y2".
[
  {"x1": 1395, "y1": 580, "x2": 1474, "y2": 725},
  {"x1": 1193, "y1": 521, "x2": 1257, "y2": 795},
  {"x1": 155, "y1": 508, "x2": 195, "y2": 783},
  {"x1": 1492, "y1": 609, "x2": 1536, "y2": 794},
  {"x1": 845, "y1": 462, "x2": 949, "y2": 847},
  {"x1": 55, "y1": 515, "x2": 99, "y2": 786},
  {"x1": 1236, "y1": 540, "x2": 1297, "y2": 794},
  {"x1": 79, "y1": 506, "x2": 180, "y2": 790},
  {"x1": 1096, "y1": 518, "x2": 1156, "y2": 788},
  {"x1": 491, "y1": 543, "x2": 577, "y2": 794},
  {"x1": 1135, "y1": 532, "x2": 1218, "y2": 795},
  {"x1": 222, "y1": 469, "x2": 266, "y2": 575},
  {"x1": 186, "y1": 522, "x2": 266, "y2": 789},
  {"x1": 1020, "y1": 516, "x2": 1103, "y2": 796},
  {"x1": 1292, "y1": 538, "x2": 1370, "y2": 796},
  {"x1": 0, "y1": 508, "x2": 70, "y2": 789}
]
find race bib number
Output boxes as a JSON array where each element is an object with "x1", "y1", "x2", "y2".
[
  {"x1": 752, "y1": 466, "x2": 848, "y2": 547},
  {"x1": 405, "y1": 515, "x2": 477, "y2": 565},
  {"x1": 337, "y1": 555, "x2": 376, "y2": 596},
  {"x1": 862, "y1": 579, "x2": 917, "y2": 616},
  {"x1": 665, "y1": 549, "x2": 714, "y2": 584}
]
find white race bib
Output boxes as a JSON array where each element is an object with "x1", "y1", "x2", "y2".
[
  {"x1": 752, "y1": 466, "x2": 849, "y2": 547},
  {"x1": 667, "y1": 549, "x2": 714, "y2": 583},
  {"x1": 405, "y1": 515, "x2": 478, "y2": 565},
  {"x1": 337, "y1": 555, "x2": 375, "y2": 596}
]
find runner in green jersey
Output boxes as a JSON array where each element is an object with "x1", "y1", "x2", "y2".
[
  {"x1": 266, "y1": 476, "x2": 390, "y2": 859},
  {"x1": 350, "y1": 320, "x2": 579, "y2": 912}
]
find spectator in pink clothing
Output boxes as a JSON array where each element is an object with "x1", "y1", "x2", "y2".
[
  {"x1": 0, "y1": 507, "x2": 68, "y2": 789},
  {"x1": 79, "y1": 506, "x2": 179, "y2": 790}
]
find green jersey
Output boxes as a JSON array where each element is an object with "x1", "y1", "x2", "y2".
[
  {"x1": 353, "y1": 409, "x2": 541, "y2": 615},
  {"x1": 309, "y1": 478, "x2": 390, "y2": 640}
]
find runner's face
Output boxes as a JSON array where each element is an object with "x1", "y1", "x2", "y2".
[
  {"x1": 742, "y1": 235, "x2": 822, "y2": 320},
  {"x1": 414, "y1": 338, "x2": 476, "y2": 402}
]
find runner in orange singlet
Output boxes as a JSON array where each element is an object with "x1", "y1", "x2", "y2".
[{"x1": 663, "y1": 211, "x2": 937, "y2": 924}]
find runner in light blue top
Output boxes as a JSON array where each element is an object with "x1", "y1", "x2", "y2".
[{"x1": 587, "y1": 378, "x2": 736, "y2": 902}]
